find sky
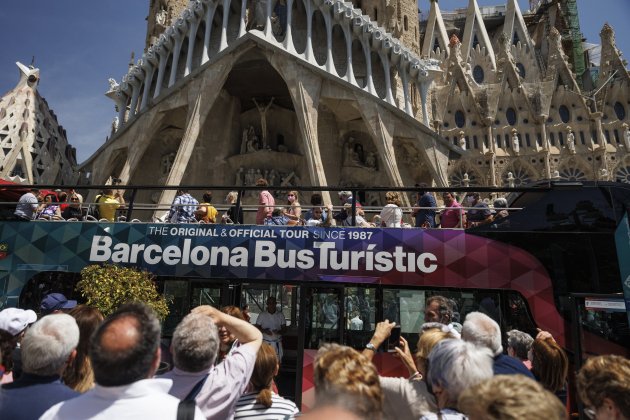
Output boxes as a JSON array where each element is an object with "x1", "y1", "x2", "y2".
[{"x1": 0, "y1": 0, "x2": 628, "y2": 164}]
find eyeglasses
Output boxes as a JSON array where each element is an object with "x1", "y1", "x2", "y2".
[
  {"x1": 583, "y1": 407, "x2": 597, "y2": 419},
  {"x1": 70, "y1": 198, "x2": 80, "y2": 201},
  {"x1": 287, "y1": 194, "x2": 295, "y2": 197}
]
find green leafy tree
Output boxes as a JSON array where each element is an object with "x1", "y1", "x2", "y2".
[{"x1": 77, "y1": 264, "x2": 170, "y2": 320}]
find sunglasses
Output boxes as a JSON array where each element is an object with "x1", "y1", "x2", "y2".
[
  {"x1": 583, "y1": 408, "x2": 596, "y2": 419},
  {"x1": 287, "y1": 194, "x2": 295, "y2": 197},
  {"x1": 71, "y1": 198, "x2": 80, "y2": 201}
]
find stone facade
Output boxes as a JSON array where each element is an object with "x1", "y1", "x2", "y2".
[
  {"x1": 0, "y1": 63, "x2": 78, "y2": 185},
  {"x1": 421, "y1": 0, "x2": 630, "y2": 186}
]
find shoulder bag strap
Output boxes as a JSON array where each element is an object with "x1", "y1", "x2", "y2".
[
  {"x1": 183, "y1": 374, "x2": 209, "y2": 401},
  {"x1": 176, "y1": 400, "x2": 197, "y2": 420}
]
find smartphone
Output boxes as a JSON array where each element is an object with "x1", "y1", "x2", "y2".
[{"x1": 387, "y1": 326, "x2": 401, "y2": 352}]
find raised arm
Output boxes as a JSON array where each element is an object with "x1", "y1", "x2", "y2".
[
  {"x1": 362, "y1": 320, "x2": 395, "y2": 361},
  {"x1": 193, "y1": 305, "x2": 263, "y2": 351}
]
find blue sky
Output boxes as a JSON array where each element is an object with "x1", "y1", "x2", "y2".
[{"x1": 0, "y1": 0, "x2": 628, "y2": 163}]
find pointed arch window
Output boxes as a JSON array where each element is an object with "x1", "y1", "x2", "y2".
[
  {"x1": 455, "y1": 110, "x2": 466, "y2": 128},
  {"x1": 512, "y1": 31, "x2": 520, "y2": 45},
  {"x1": 559, "y1": 105, "x2": 570, "y2": 123},
  {"x1": 472, "y1": 34, "x2": 479, "y2": 49},
  {"x1": 614, "y1": 102, "x2": 626, "y2": 120},
  {"x1": 506, "y1": 108, "x2": 517, "y2": 126},
  {"x1": 473, "y1": 66, "x2": 484, "y2": 84},
  {"x1": 433, "y1": 38, "x2": 440, "y2": 52},
  {"x1": 404, "y1": 16, "x2": 408, "y2": 31}
]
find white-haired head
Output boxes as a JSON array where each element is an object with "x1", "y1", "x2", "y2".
[
  {"x1": 21, "y1": 314, "x2": 79, "y2": 376},
  {"x1": 461, "y1": 311, "x2": 503, "y2": 355}
]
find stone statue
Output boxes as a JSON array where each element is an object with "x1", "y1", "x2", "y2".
[
  {"x1": 552, "y1": 170, "x2": 560, "y2": 179},
  {"x1": 160, "y1": 152, "x2": 176, "y2": 176},
  {"x1": 566, "y1": 127, "x2": 576, "y2": 154},
  {"x1": 111, "y1": 116, "x2": 119, "y2": 134},
  {"x1": 107, "y1": 78, "x2": 119, "y2": 92},
  {"x1": 252, "y1": 97, "x2": 274, "y2": 149},
  {"x1": 245, "y1": 126, "x2": 259, "y2": 152},
  {"x1": 507, "y1": 172, "x2": 515, "y2": 188},
  {"x1": 255, "y1": 169, "x2": 263, "y2": 182},
  {"x1": 462, "y1": 173, "x2": 470, "y2": 187},
  {"x1": 458, "y1": 131, "x2": 466, "y2": 151},
  {"x1": 365, "y1": 152, "x2": 377, "y2": 171},
  {"x1": 511, "y1": 129, "x2": 520, "y2": 155},
  {"x1": 599, "y1": 168, "x2": 608, "y2": 180},
  {"x1": 235, "y1": 167, "x2": 245, "y2": 186},
  {"x1": 156, "y1": 7, "x2": 168, "y2": 25},
  {"x1": 623, "y1": 123, "x2": 630, "y2": 150}
]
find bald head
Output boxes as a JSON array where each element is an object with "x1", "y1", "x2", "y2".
[{"x1": 90, "y1": 303, "x2": 161, "y2": 387}]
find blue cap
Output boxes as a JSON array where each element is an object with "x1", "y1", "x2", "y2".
[{"x1": 40, "y1": 293, "x2": 77, "y2": 314}]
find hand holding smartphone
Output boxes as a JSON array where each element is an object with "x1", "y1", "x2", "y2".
[{"x1": 387, "y1": 325, "x2": 401, "y2": 352}]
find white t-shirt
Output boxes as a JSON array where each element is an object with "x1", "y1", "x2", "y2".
[
  {"x1": 380, "y1": 204, "x2": 403, "y2": 227},
  {"x1": 256, "y1": 311, "x2": 286, "y2": 341},
  {"x1": 41, "y1": 378, "x2": 204, "y2": 420}
]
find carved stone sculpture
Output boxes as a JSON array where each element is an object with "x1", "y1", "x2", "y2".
[
  {"x1": 566, "y1": 127, "x2": 576, "y2": 154},
  {"x1": 511, "y1": 129, "x2": 520, "y2": 155}
]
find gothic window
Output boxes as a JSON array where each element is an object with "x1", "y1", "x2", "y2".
[
  {"x1": 559, "y1": 105, "x2": 570, "y2": 123},
  {"x1": 579, "y1": 131, "x2": 586, "y2": 145},
  {"x1": 473, "y1": 66, "x2": 484, "y2": 84},
  {"x1": 449, "y1": 168, "x2": 478, "y2": 187},
  {"x1": 433, "y1": 38, "x2": 440, "y2": 52},
  {"x1": 512, "y1": 31, "x2": 520, "y2": 45},
  {"x1": 516, "y1": 63, "x2": 526, "y2": 78},
  {"x1": 616, "y1": 166, "x2": 630, "y2": 184},
  {"x1": 404, "y1": 16, "x2": 408, "y2": 31},
  {"x1": 506, "y1": 108, "x2": 517, "y2": 125},
  {"x1": 374, "y1": 8, "x2": 377, "y2": 20},
  {"x1": 483, "y1": 135, "x2": 489, "y2": 147},
  {"x1": 558, "y1": 132, "x2": 564, "y2": 146},
  {"x1": 605, "y1": 130, "x2": 611, "y2": 144},
  {"x1": 537, "y1": 133, "x2": 542, "y2": 146},
  {"x1": 559, "y1": 167, "x2": 587, "y2": 182},
  {"x1": 592, "y1": 130, "x2": 598, "y2": 144},
  {"x1": 472, "y1": 34, "x2": 479, "y2": 49},
  {"x1": 550, "y1": 132, "x2": 555, "y2": 146},
  {"x1": 614, "y1": 129, "x2": 620, "y2": 143},
  {"x1": 614, "y1": 102, "x2": 626, "y2": 120},
  {"x1": 496, "y1": 135, "x2": 502, "y2": 148},
  {"x1": 504, "y1": 134, "x2": 510, "y2": 148},
  {"x1": 473, "y1": 136, "x2": 479, "y2": 149},
  {"x1": 455, "y1": 110, "x2": 466, "y2": 128},
  {"x1": 525, "y1": 133, "x2": 531, "y2": 147}
]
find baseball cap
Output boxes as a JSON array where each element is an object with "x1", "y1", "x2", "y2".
[
  {"x1": 0, "y1": 307, "x2": 37, "y2": 336},
  {"x1": 40, "y1": 293, "x2": 77, "y2": 314}
]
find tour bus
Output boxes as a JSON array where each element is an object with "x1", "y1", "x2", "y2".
[{"x1": 0, "y1": 181, "x2": 628, "y2": 409}]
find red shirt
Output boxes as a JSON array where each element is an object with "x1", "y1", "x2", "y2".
[{"x1": 441, "y1": 201, "x2": 464, "y2": 228}]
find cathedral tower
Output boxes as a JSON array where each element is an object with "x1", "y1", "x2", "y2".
[
  {"x1": 145, "y1": 0, "x2": 189, "y2": 50},
  {"x1": 353, "y1": 0, "x2": 420, "y2": 54}
]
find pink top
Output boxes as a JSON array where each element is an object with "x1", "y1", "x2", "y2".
[
  {"x1": 256, "y1": 190, "x2": 275, "y2": 224},
  {"x1": 441, "y1": 201, "x2": 464, "y2": 228}
]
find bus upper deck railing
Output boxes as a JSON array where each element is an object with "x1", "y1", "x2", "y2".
[{"x1": 0, "y1": 183, "x2": 549, "y2": 227}]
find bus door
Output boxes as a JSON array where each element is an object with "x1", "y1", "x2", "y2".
[{"x1": 299, "y1": 286, "x2": 343, "y2": 409}]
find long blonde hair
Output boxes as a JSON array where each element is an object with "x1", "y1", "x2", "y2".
[{"x1": 62, "y1": 305, "x2": 104, "y2": 392}]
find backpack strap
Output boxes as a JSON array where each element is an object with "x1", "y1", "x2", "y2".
[
  {"x1": 176, "y1": 400, "x2": 197, "y2": 420},
  {"x1": 182, "y1": 374, "x2": 209, "y2": 401}
]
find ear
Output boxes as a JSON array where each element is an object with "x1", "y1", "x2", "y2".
[
  {"x1": 274, "y1": 363, "x2": 280, "y2": 377},
  {"x1": 601, "y1": 398, "x2": 619, "y2": 417}
]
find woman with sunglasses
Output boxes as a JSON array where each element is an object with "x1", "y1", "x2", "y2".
[
  {"x1": 283, "y1": 190, "x2": 302, "y2": 225},
  {"x1": 62, "y1": 194, "x2": 85, "y2": 220}
]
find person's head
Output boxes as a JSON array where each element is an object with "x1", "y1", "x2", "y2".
[
  {"x1": 266, "y1": 296, "x2": 277, "y2": 314},
  {"x1": 458, "y1": 375, "x2": 566, "y2": 420},
  {"x1": 415, "y1": 326, "x2": 457, "y2": 376},
  {"x1": 103, "y1": 188, "x2": 114, "y2": 196},
  {"x1": 202, "y1": 191, "x2": 213, "y2": 203},
  {"x1": 226, "y1": 191, "x2": 238, "y2": 204},
  {"x1": 176, "y1": 189, "x2": 189, "y2": 196},
  {"x1": 21, "y1": 314, "x2": 79, "y2": 376},
  {"x1": 311, "y1": 193, "x2": 323, "y2": 206},
  {"x1": 424, "y1": 296, "x2": 454, "y2": 324},
  {"x1": 416, "y1": 183, "x2": 428, "y2": 197},
  {"x1": 219, "y1": 306, "x2": 244, "y2": 347},
  {"x1": 465, "y1": 192, "x2": 480, "y2": 206},
  {"x1": 63, "y1": 305, "x2": 104, "y2": 391},
  {"x1": 0, "y1": 307, "x2": 37, "y2": 373},
  {"x1": 461, "y1": 311, "x2": 503, "y2": 356},
  {"x1": 287, "y1": 190, "x2": 299, "y2": 204},
  {"x1": 44, "y1": 193, "x2": 58, "y2": 203},
  {"x1": 530, "y1": 337, "x2": 568, "y2": 393},
  {"x1": 312, "y1": 207, "x2": 325, "y2": 220},
  {"x1": 385, "y1": 191, "x2": 402, "y2": 206},
  {"x1": 338, "y1": 191, "x2": 351, "y2": 202},
  {"x1": 90, "y1": 302, "x2": 161, "y2": 386},
  {"x1": 40, "y1": 293, "x2": 78, "y2": 316},
  {"x1": 241, "y1": 304, "x2": 251, "y2": 322},
  {"x1": 577, "y1": 355, "x2": 630, "y2": 420},
  {"x1": 249, "y1": 343, "x2": 279, "y2": 408},
  {"x1": 493, "y1": 197, "x2": 508, "y2": 209},
  {"x1": 314, "y1": 343, "x2": 383, "y2": 419},
  {"x1": 69, "y1": 194, "x2": 81, "y2": 207},
  {"x1": 442, "y1": 192, "x2": 455, "y2": 205},
  {"x1": 171, "y1": 312, "x2": 219, "y2": 373},
  {"x1": 256, "y1": 178, "x2": 268, "y2": 187},
  {"x1": 58, "y1": 191, "x2": 68, "y2": 202},
  {"x1": 506, "y1": 329, "x2": 534, "y2": 360},
  {"x1": 426, "y1": 339, "x2": 494, "y2": 409}
]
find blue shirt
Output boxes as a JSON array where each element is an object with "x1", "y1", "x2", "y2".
[
  {"x1": 493, "y1": 354, "x2": 535, "y2": 378},
  {"x1": 168, "y1": 193, "x2": 199, "y2": 223},
  {"x1": 0, "y1": 373, "x2": 79, "y2": 420},
  {"x1": 415, "y1": 193, "x2": 437, "y2": 228}
]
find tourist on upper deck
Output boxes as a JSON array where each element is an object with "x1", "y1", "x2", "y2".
[
  {"x1": 305, "y1": 204, "x2": 335, "y2": 227},
  {"x1": 97, "y1": 188, "x2": 125, "y2": 222},
  {"x1": 195, "y1": 191, "x2": 218, "y2": 223},
  {"x1": 283, "y1": 190, "x2": 302, "y2": 225},
  {"x1": 464, "y1": 193, "x2": 492, "y2": 228},
  {"x1": 256, "y1": 179, "x2": 275, "y2": 225},
  {"x1": 224, "y1": 191, "x2": 244, "y2": 224},
  {"x1": 61, "y1": 194, "x2": 85, "y2": 220},
  {"x1": 168, "y1": 189, "x2": 198, "y2": 223},
  {"x1": 380, "y1": 191, "x2": 403, "y2": 227},
  {"x1": 303, "y1": 193, "x2": 327, "y2": 222},
  {"x1": 439, "y1": 192, "x2": 465, "y2": 229},
  {"x1": 14, "y1": 188, "x2": 41, "y2": 221},
  {"x1": 412, "y1": 184, "x2": 437, "y2": 228},
  {"x1": 36, "y1": 193, "x2": 62, "y2": 220}
]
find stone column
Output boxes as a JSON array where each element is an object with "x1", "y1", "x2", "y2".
[
  {"x1": 283, "y1": 0, "x2": 296, "y2": 53},
  {"x1": 220, "y1": 0, "x2": 232, "y2": 51},
  {"x1": 168, "y1": 30, "x2": 185, "y2": 87},
  {"x1": 202, "y1": 3, "x2": 218, "y2": 64},
  {"x1": 185, "y1": 19, "x2": 200, "y2": 76}
]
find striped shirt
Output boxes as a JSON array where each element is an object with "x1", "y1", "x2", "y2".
[{"x1": 234, "y1": 392, "x2": 299, "y2": 419}]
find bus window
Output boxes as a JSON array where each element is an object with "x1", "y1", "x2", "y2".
[
  {"x1": 241, "y1": 284, "x2": 295, "y2": 326},
  {"x1": 306, "y1": 287, "x2": 342, "y2": 349},
  {"x1": 580, "y1": 298, "x2": 630, "y2": 353},
  {"x1": 383, "y1": 289, "x2": 426, "y2": 334},
  {"x1": 162, "y1": 280, "x2": 190, "y2": 336},
  {"x1": 502, "y1": 290, "x2": 538, "y2": 338},
  {"x1": 190, "y1": 282, "x2": 221, "y2": 308},
  {"x1": 344, "y1": 286, "x2": 376, "y2": 349}
]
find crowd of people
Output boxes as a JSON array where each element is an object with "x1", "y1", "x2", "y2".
[
  {"x1": 0, "y1": 291, "x2": 628, "y2": 419},
  {"x1": 11, "y1": 181, "x2": 511, "y2": 229}
]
